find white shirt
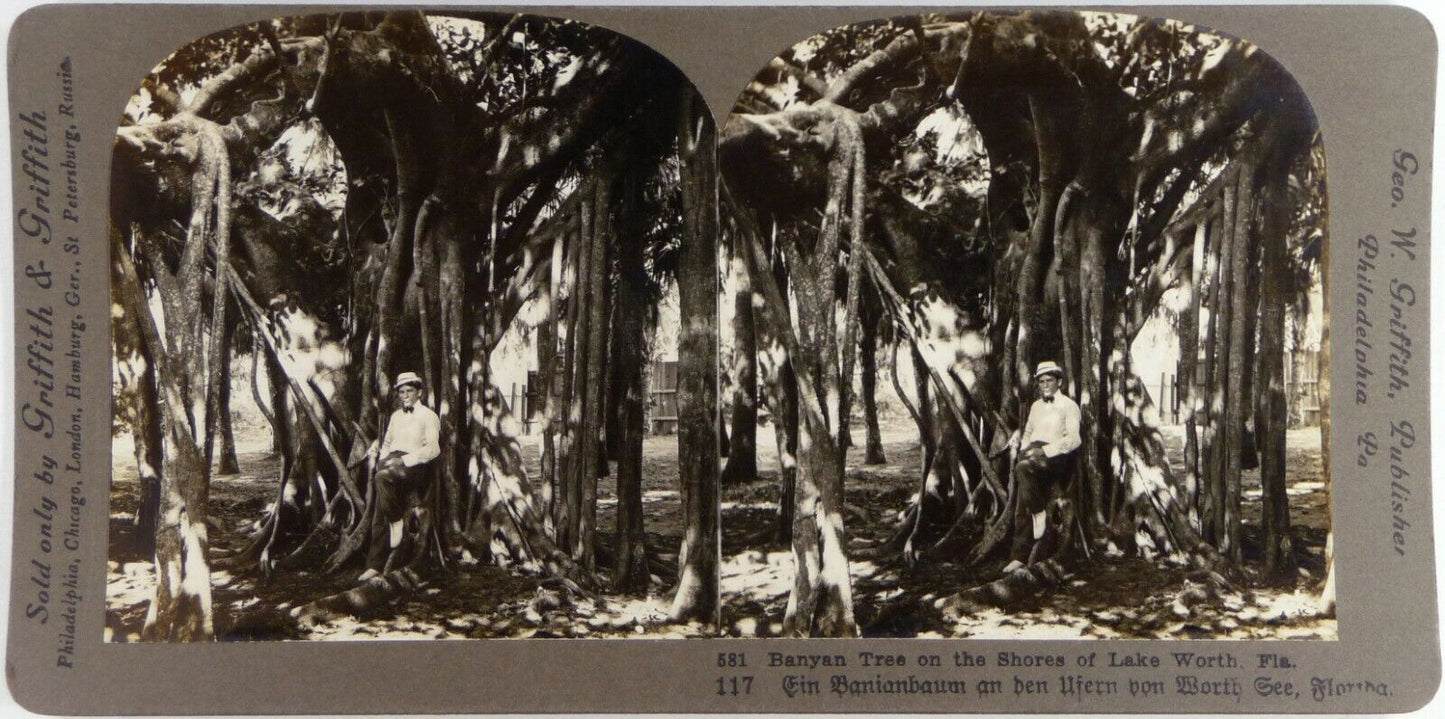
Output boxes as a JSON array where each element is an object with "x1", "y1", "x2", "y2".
[
  {"x1": 379, "y1": 402, "x2": 441, "y2": 467},
  {"x1": 1020, "y1": 392, "x2": 1081, "y2": 458}
]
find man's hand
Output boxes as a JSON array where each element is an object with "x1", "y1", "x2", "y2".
[
  {"x1": 1021, "y1": 445, "x2": 1046, "y2": 463},
  {"x1": 381, "y1": 451, "x2": 407, "y2": 470}
]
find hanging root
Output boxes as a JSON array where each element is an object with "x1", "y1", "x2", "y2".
[
  {"x1": 834, "y1": 105, "x2": 868, "y2": 440},
  {"x1": 323, "y1": 496, "x2": 374, "y2": 574},
  {"x1": 965, "y1": 490, "x2": 1016, "y2": 567}
]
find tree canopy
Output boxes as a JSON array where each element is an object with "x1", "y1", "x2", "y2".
[
  {"x1": 719, "y1": 10, "x2": 1324, "y2": 635},
  {"x1": 111, "y1": 11, "x2": 717, "y2": 640}
]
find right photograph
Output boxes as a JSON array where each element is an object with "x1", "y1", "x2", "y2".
[{"x1": 717, "y1": 11, "x2": 1333, "y2": 639}]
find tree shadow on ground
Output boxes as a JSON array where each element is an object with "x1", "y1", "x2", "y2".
[
  {"x1": 722, "y1": 423, "x2": 1334, "y2": 640},
  {"x1": 107, "y1": 434, "x2": 710, "y2": 640}
]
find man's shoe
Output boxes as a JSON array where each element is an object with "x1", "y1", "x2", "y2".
[
  {"x1": 357, "y1": 568, "x2": 381, "y2": 582},
  {"x1": 1002, "y1": 560, "x2": 1026, "y2": 574}
]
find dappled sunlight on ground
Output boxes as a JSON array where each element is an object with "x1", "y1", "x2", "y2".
[
  {"x1": 723, "y1": 418, "x2": 1335, "y2": 640},
  {"x1": 107, "y1": 429, "x2": 703, "y2": 641}
]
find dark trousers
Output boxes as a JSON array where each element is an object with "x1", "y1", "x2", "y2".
[
  {"x1": 366, "y1": 461, "x2": 429, "y2": 571},
  {"x1": 1009, "y1": 451, "x2": 1075, "y2": 562}
]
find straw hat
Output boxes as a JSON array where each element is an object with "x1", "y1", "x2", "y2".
[
  {"x1": 394, "y1": 371, "x2": 424, "y2": 390},
  {"x1": 1034, "y1": 361, "x2": 1064, "y2": 379}
]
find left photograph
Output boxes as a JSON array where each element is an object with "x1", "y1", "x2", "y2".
[{"x1": 107, "y1": 11, "x2": 720, "y2": 641}]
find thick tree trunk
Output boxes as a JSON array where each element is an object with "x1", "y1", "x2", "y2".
[
  {"x1": 671, "y1": 89, "x2": 719, "y2": 625},
  {"x1": 605, "y1": 304, "x2": 624, "y2": 464},
  {"x1": 577, "y1": 176, "x2": 613, "y2": 572},
  {"x1": 560, "y1": 208, "x2": 593, "y2": 554},
  {"x1": 145, "y1": 440, "x2": 214, "y2": 641},
  {"x1": 537, "y1": 252, "x2": 560, "y2": 535},
  {"x1": 1256, "y1": 152, "x2": 1294, "y2": 578},
  {"x1": 433, "y1": 206, "x2": 469, "y2": 540},
  {"x1": 778, "y1": 223, "x2": 856, "y2": 638},
  {"x1": 778, "y1": 259, "x2": 857, "y2": 635},
  {"x1": 416, "y1": 199, "x2": 442, "y2": 402},
  {"x1": 746, "y1": 107, "x2": 877, "y2": 636},
  {"x1": 1074, "y1": 194, "x2": 1119, "y2": 539},
  {"x1": 133, "y1": 386, "x2": 164, "y2": 558},
  {"x1": 1009, "y1": 92, "x2": 1075, "y2": 413},
  {"x1": 1204, "y1": 178, "x2": 1236, "y2": 546},
  {"x1": 117, "y1": 124, "x2": 237, "y2": 625},
  {"x1": 113, "y1": 281, "x2": 165, "y2": 557},
  {"x1": 115, "y1": 237, "x2": 214, "y2": 641},
  {"x1": 449, "y1": 210, "x2": 584, "y2": 579},
  {"x1": 1053, "y1": 184, "x2": 1083, "y2": 399},
  {"x1": 761, "y1": 247, "x2": 799, "y2": 544},
  {"x1": 1222, "y1": 167, "x2": 1259, "y2": 564},
  {"x1": 198, "y1": 132, "x2": 233, "y2": 476},
  {"x1": 783, "y1": 428, "x2": 855, "y2": 637},
  {"x1": 364, "y1": 109, "x2": 427, "y2": 429},
  {"x1": 612, "y1": 362, "x2": 649, "y2": 591},
  {"x1": 1194, "y1": 207, "x2": 1219, "y2": 538},
  {"x1": 613, "y1": 170, "x2": 651, "y2": 592},
  {"x1": 556, "y1": 220, "x2": 584, "y2": 548},
  {"x1": 774, "y1": 364, "x2": 800, "y2": 545},
  {"x1": 721, "y1": 253, "x2": 759, "y2": 484}
]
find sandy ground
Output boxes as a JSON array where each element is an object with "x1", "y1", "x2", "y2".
[
  {"x1": 107, "y1": 406, "x2": 1334, "y2": 642},
  {"x1": 106, "y1": 428, "x2": 710, "y2": 641},
  {"x1": 721, "y1": 418, "x2": 1336, "y2": 640}
]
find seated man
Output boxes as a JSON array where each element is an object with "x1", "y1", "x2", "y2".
[
  {"x1": 359, "y1": 371, "x2": 441, "y2": 581},
  {"x1": 1004, "y1": 361, "x2": 1081, "y2": 573}
]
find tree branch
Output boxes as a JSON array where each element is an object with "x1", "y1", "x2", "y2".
[{"x1": 823, "y1": 22, "x2": 969, "y2": 106}]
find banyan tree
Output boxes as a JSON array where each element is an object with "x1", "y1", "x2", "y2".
[
  {"x1": 110, "y1": 11, "x2": 718, "y2": 641},
  {"x1": 719, "y1": 11, "x2": 1327, "y2": 636}
]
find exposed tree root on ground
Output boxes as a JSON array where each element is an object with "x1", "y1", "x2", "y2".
[{"x1": 935, "y1": 559, "x2": 1069, "y2": 618}]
